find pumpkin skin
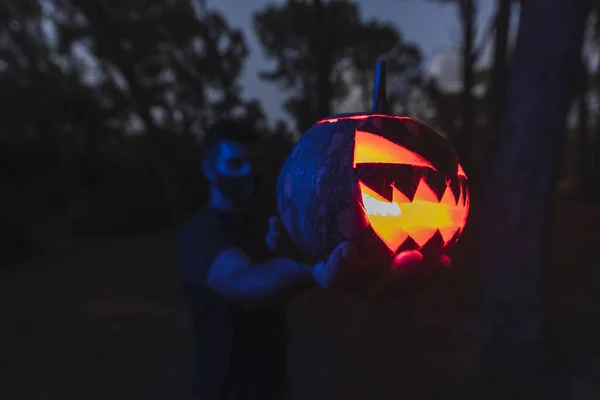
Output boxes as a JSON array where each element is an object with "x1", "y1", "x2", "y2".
[{"x1": 276, "y1": 113, "x2": 469, "y2": 266}]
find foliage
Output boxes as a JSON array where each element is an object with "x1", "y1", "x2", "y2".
[
  {"x1": 0, "y1": 0, "x2": 291, "y2": 261},
  {"x1": 253, "y1": 0, "x2": 423, "y2": 132}
]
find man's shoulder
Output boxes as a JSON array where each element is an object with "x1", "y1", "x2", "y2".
[
  {"x1": 177, "y1": 207, "x2": 229, "y2": 284},
  {"x1": 177, "y1": 206, "x2": 236, "y2": 263},
  {"x1": 178, "y1": 207, "x2": 217, "y2": 241}
]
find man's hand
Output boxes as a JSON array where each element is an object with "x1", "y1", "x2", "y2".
[
  {"x1": 266, "y1": 216, "x2": 451, "y2": 297},
  {"x1": 265, "y1": 216, "x2": 314, "y2": 263},
  {"x1": 363, "y1": 250, "x2": 451, "y2": 299},
  {"x1": 311, "y1": 241, "x2": 351, "y2": 289},
  {"x1": 265, "y1": 216, "x2": 283, "y2": 251},
  {"x1": 312, "y1": 241, "x2": 451, "y2": 297}
]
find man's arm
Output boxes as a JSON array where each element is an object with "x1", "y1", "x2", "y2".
[{"x1": 206, "y1": 246, "x2": 317, "y2": 308}]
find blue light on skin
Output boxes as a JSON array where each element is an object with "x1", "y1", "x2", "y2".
[{"x1": 202, "y1": 140, "x2": 261, "y2": 213}]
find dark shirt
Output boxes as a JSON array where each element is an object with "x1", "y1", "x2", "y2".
[{"x1": 177, "y1": 206, "x2": 288, "y2": 400}]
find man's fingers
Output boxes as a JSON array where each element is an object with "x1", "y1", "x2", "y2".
[
  {"x1": 391, "y1": 250, "x2": 424, "y2": 270},
  {"x1": 332, "y1": 241, "x2": 351, "y2": 263},
  {"x1": 265, "y1": 233, "x2": 277, "y2": 250},
  {"x1": 317, "y1": 241, "x2": 351, "y2": 288},
  {"x1": 366, "y1": 251, "x2": 422, "y2": 297},
  {"x1": 366, "y1": 250, "x2": 450, "y2": 299},
  {"x1": 266, "y1": 217, "x2": 283, "y2": 251},
  {"x1": 269, "y1": 216, "x2": 282, "y2": 236},
  {"x1": 438, "y1": 254, "x2": 452, "y2": 268}
]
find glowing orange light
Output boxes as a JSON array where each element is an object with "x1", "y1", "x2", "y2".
[
  {"x1": 317, "y1": 114, "x2": 413, "y2": 124},
  {"x1": 457, "y1": 163, "x2": 467, "y2": 178},
  {"x1": 353, "y1": 129, "x2": 437, "y2": 170},
  {"x1": 359, "y1": 179, "x2": 469, "y2": 251},
  {"x1": 353, "y1": 129, "x2": 469, "y2": 252}
]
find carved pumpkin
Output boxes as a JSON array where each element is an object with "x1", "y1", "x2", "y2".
[{"x1": 276, "y1": 62, "x2": 469, "y2": 264}]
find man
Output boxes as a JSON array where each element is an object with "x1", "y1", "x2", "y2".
[{"x1": 177, "y1": 119, "x2": 434, "y2": 400}]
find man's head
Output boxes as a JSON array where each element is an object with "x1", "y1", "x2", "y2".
[{"x1": 202, "y1": 119, "x2": 262, "y2": 208}]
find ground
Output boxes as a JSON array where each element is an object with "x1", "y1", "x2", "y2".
[{"x1": 2, "y1": 198, "x2": 600, "y2": 399}]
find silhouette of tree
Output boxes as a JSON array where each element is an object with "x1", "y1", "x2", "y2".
[
  {"x1": 586, "y1": 3, "x2": 600, "y2": 198},
  {"x1": 576, "y1": 57, "x2": 593, "y2": 199},
  {"x1": 428, "y1": 0, "x2": 477, "y2": 172},
  {"x1": 59, "y1": 0, "x2": 272, "y2": 220},
  {"x1": 423, "y1": 69, "x2": 489, "y2": 151},
  {"x1": 253, "y1": 0, "x2": 422, "y2": 133},
  {"x1": 479, "y1": 0, "x2": 590, "y2": 396},
  {"x1": 488, "y1": 0, "x2": 513, "y2": 132},
  {"x1": 0, "y1": 0, "x2": 272, "y2": 249},
  {"x1": 0, "y1": 0, "x2": 93, "y2": 260}
]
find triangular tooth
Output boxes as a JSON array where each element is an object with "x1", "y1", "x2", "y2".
[
  {"x1": 453, "y1": 187, "x2": 470, "y2": 230},
  {"x1": 449, "y1": 179, "x2": 461, "y2": 204},
  {"x1": 440, "y1": 184, "x2": 457, "y2": 207},
  {"x1": 413, "y1": 177, "x2": 439, "y2": 203},
  {"x1": 379, "y1": 225, "x2": 409, "y2": 252},
  {"x1": 355, "y1": 164, "x2": 394, "y2": 201},
  {"x1": 359, "y1": 180, "x2": 387, "y2": 202},
  {"x1": 423, "y1": 170, "x2": 447, "y2": 201},
  {"x1": 461, "y1": 195, "x2": 470, "y2": 225},
  {"x1": 359, "y1": 179, "x2": 409, "y2": 250},
  {"x1": 457, "y1": 163, "x2": 467, "y2": 178},
  {"x1": 408, "y1": 227, "x2": 438, "y2": 248},
  {"x1": 392, "y1": 185, "x2": 411, "y2": 204},
  {"x1": 439, "y1": 226, "x2": 458, "y2": 244},
  {"x1": 457, "y1": 188, "x2": 464, "y2": 207}
]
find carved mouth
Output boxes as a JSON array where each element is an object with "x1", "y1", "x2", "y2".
[{"x1": 355, "y1": 164, "x2": 469, "y2": 252}]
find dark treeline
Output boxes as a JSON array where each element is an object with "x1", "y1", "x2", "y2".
[
  {"x1": 0, "y1": 0, "x2": 422, "y2": 263},
  {"x1": 2, "y1": 0, "x2": 600, "y2": 266}
]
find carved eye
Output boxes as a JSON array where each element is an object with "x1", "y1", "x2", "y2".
[{"x1": 353, "y1": 129, "x2": 436, "y2": 170}]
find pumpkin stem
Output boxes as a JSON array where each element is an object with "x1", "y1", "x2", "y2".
[{"x1": 371, "y1": 60, "x2": 389, "y2": 114}]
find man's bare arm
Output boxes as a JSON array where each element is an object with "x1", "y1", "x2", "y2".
[{"x1": 206, "y1": 247, "x2": 317, "y2": 308}]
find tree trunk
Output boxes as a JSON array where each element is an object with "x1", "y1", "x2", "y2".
[
  {"x1": 592, "y1": 41, "x2": 600, "y2": 200},
  {"x1": 459, "y1": 0, "x2": 476, "y2": 173},
  {"x1": 577, "y1": 59, "x2": 592, "y2": 199},
  {"x1": 314, "y1": 0, "x2": 332, "y2": 119},
  {"x1": 489, "y1": 0, "x2": 512, "y2": 130},
  {"x1": 479, "y1": 0, "x2": 589, "y2": 396}
]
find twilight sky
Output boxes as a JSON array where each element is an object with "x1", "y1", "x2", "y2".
[{"x1": 209, "y1": 0, "x2": 499, "y2": 124}]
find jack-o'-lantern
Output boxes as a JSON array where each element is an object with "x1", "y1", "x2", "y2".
[{"x1": 276, "y1": 61, "x2": 469, "y2": 265}]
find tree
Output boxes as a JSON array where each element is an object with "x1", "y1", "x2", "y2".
[
  {"x1": 587, "y1": 3, "x2": 600, "y2": 199},
  {"x1": 429, "y1": 0, "x2": 477, "y2": 172},
  {"x1": 254, "y1": 0, "x2": 422, "y2": 133},
  {"x1": 0, "y1": 0, "x2": 270, "y2": 244},
  {"x1": 460, "y1": 0, "x2": 476, "y2": 173},
  {"x1": 576, "y1": 57, "x2": 593, "y2": 199},
  {"x1": 0, "y1": 0, "x2": 54, "y2": 261},
  {"x1": 488, "y1": 0, "x2": 513, "y2": 133},
  {"x1": 478, "y1": 0, "x2": 590, "y2": 396},
  {"x1": 422, "y1": 68, "x2": 489, "y2": 147},
  {"x1": 48, "y1": 0, "x2": 264, "y2": 225},
  {"x1": 314, "y1": 0, "x2": 332, "y2": 119}
]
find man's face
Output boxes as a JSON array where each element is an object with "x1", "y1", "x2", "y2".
[
  {"x1": 205, "y1": 140, "x2": 260, "y2": 180},
  {"x1": 204, "y1": 140, "x2": 261, "y2": 204}
]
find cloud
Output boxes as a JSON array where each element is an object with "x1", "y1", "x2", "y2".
[
  {"x1": 427, "y1": 48, "x2": 463, "y2": 92},
  {"x1": 426, "y1": 6, "x2": 520, "y2": 93}
]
